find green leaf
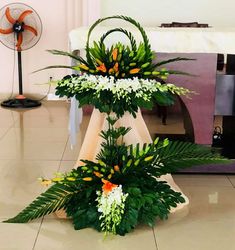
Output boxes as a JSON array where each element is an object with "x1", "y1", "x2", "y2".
[
  {"x1": 47, "y1": 49, "x2": 88, "y2": 65},
  {"x1": 32, "y1": 65, "x2": 74, "y2": 74},
  {"x1": 153, "y1": 57, "x2": 195, "y2": 68},
  {"x1": 4, "y1": 183, "x2": 77, "y2": 223}
]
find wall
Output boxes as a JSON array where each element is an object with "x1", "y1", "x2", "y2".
[
  {"x1": 0, "y1": 0, "x2": 82, "y2": 99},
  {"x1": 101, "y1": 0, "x2": 235, "y2": 27}
]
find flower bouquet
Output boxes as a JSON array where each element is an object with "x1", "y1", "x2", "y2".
[{"x1": 4, "y1": 16, "x2": 229, "y2": 236}]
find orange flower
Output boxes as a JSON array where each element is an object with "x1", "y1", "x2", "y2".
[
  {"x1": 113, "y1": 62, "x2": 119, "y2": 72},
  {"x1": 112, "y1": 48, "x2": 118, "y2": 61},
  {"x1": 96, "y1": 63, "x2": 107, "y2": 73},
  {"x1": 114, "y1": 165, "x2": 120, "y2": 172},
  {"x1": 83, "y1": 177, "x2": 93, "y2": 181},
  {"x1": 102, "y1": 179, "x2": 117, "y2": 194},
  {"x1": 129, "y1": 68, "x2": 140, "y2": 74},
  {"x1": 93, "y1": 171, "x2": 103, "y2": 178},
  {"x1": 109, "y1": 68, "x2": 114, "y2": 74}
]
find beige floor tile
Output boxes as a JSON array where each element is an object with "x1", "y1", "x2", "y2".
[
  {"x1": 0, "y1": 139, "x2": 66, "y2": 160},
  {"x1": 0, "y1": 160, "x2": 60, "y2": 218},
  {"x1": 173, "y1": 174, "x2": 233, "y2": 187},
  {"x1": 0, "y1": 139, "x2": 22, "y2": 159},
  {"x1": 62, "y1": 136, "x2": 82, "y2": 161},
  {"x1": 0, "y1": 127, "x2": 10, "y2": 139},
  {"x1": 0, "y1": 109, "x2": 19, "y2": 128},
  {"x1": 154, "y1": 186, "x2": 235, "y2": 250},
  {"x1": 13, "y1": 115, "x2": 69, "y2": 129},
  {"x1": 59, "y1": 160, "x2": 76, "y2": 172},
  {"x1": 23, "y1": 141, "x2": 67, "y2": 160},
  {"x1": 34, "y1": 219, "x2": 157, "y2": 250},
  {"x1": 227, "y1": 175, "x2": 235, "y2": 187},
  {"x1": 3, "y1": 127, "x2": 69, "y2": 142},
  {"x1": 21, "y1": 101, "x2": 70, "y2": 117},
  {"x1": 0, "y1": 220, "x2": 41, "y2": 250}
]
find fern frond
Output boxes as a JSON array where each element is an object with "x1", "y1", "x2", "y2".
[
  {"x1": 47, "y1": 50, "x2": 88, "y2": 65},
  {"x1": 4, "y1": 183, "x2": 78, "y2": 223},
  {"x1": 33, "y1": 65, "x2": 74, "y2": 73},
  {"x1": 86, "y1": 15, "x2": 152, "y2": 65},
  {"x1": 156, "y1": 140, "x2": 230, "y2": 172},
  {"x1": 167, "y1": 70, "x2": 197, "y2": 76},
  {"x1": 153, "y1": 57, "x2": 195, "y2": 68},
  {"x1": 99, "y1": 28, "x2": 137, "y2": 51}
]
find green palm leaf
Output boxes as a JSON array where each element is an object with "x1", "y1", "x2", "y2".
[
  {"x1": 33, "y1": 65, "x2": 74, "y2": 73},
  {"x1": 167, "y1": 70, "x2": 197, "y2": 76},
  {"x1": 155, "y1": 140, "x2": 230, "y2": 172},
  {"x1": 153, "y1": 57, "x2": 195, "y2": 68},
  {"x1": 86, "y1": 15, "x2": 152, "y2": 66},
  {"x1": 99, "y1": 28, "x2": 137, "y2": 51},
  {"x1": 47, "y1": 49, "x2": 88, "y2": 65},
  {"x1": 3, "y1": 183, "x2": 78, "y2": 223}
]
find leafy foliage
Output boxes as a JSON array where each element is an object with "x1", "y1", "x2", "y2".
[
  {"x1": 41, "y1": 15, "x2": 194, "y2": 81},
  {"x1": 55, "y1": 74, "x2": 191, "y2": 118},
  {"x1": 4, "y1": 183, "x2": 78, "y2": 223},
  {"x1": 4, "y1": 116, "x2": 229, "y2": 236}
]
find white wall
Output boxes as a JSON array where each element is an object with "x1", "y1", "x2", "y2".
[
  {"x1": 101, "y1": 0, "x2": 235, "y2": 27},
  {"x1": 0, "y1": 0, "x2": 82, "y2": 99}
]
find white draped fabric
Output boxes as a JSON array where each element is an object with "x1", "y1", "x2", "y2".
[{"x1": 69, "y1": 26, "x2": 235, "y2": 54}]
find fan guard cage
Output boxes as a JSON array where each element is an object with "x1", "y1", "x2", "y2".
[{"x1": 0, "y1": 3, "x2": 42, "y2": 51}]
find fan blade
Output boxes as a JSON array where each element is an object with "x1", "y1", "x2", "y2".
[
  {"x1": 5, "y1": 7, "x2": 16, "y2": 24},
  {"x1": 24, "y1": 25, "x2": 37, "y2": 36},
  {"x1": 18, "y1": 10, "x2": 33, "y2": 22},
  {"x1": 16, "y1": 33, "x2": 23, "y2": 51},
  {"x1": 0, "y1": 28, "x2": 13, "y2": 34}
]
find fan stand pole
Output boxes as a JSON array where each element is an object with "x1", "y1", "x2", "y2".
[
  {"x1": 1, "y1": 49, "x2": 41, "y2": 109},
  {"x1": 18, "y1": 51, "x2": 23, "y2": 96}
]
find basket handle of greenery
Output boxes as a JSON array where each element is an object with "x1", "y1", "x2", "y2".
[
  {"x1": 85, "y1": 15, "x2": 152, "y2": 66},
  {"x1": 99, "y1": 28, "x2": 137, "y2": 51}
]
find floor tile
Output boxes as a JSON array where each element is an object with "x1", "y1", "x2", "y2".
[
  {"x1": 0, "y1": 160, "x2": 60, "y2": 218},
  {"x1": 173, "y1": 174, "x2": 233, "y2": 187},
  {"x1": 154, "y1": 186, "x2": 235, "y2": 250},
  {"x1": 0, "y1": 139, "x2": 67, "y2": 160},
  {"x1": 34, "y1": 219, "x2": 157, "y2": 250},
  {"x1": 4, "y1": 127, "x2": 69, "y2": 142},
  {"x1": 227, "y1": 175, "x2": 235, "y2": 187},
  {"x1": 0, "y1": 220, "x2": 42, "y2": 250},
  {"x1": 59, "y1": 160, "x2": 76, "y2": 172},
  {"x1": 0, "y1": 127, "x2": 10, "y2": 139}
]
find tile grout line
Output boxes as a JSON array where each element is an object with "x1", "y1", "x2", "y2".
[
  {"x1": 152, "y1": 227, "x2": 159, "y2": 250},
  {"x1": 226, "y1": 175, "x2": 235, "y2": 188},
  {"x1": 0, "y1": 112, "x2": 19, "y2": 141},
  {"x1": 32, "y1": 217, "x2": 44, "y2": 250},
  {"x1": 57, "y1": 135, "x2": 70, "y2": 172}
]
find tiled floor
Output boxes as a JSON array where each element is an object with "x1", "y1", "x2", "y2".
[{"x1": 0, "y1": 101, "x2": 235, "y2": 250}]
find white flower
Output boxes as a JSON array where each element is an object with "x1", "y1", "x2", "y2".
[{"x1": 96, "y1": 185, "x2": 128, "y2": 234}]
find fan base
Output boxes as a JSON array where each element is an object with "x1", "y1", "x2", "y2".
[{"x1": 1, "y1": 98, "x2": 41, "y2": 109}]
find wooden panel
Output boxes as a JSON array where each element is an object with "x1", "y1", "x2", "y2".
[{"x1": 157, "y1": 53, "x2": 217, "y2": 145}]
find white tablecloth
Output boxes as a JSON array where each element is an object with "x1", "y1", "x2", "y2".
[{"x1": 69, "y1": 26, "x2": 235, "y2": 54}]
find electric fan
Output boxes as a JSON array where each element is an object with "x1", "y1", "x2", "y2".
[{"x1": 0, "y1": 3, "x2": 42, "y2": 108}]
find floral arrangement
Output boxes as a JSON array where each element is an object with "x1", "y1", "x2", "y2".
[
  {"x1": 4, "y1": 16, "x2": 229, "y2": 236},
  {"x1": 56, "y1": 74, "x2": 191, "y2": 117}
]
